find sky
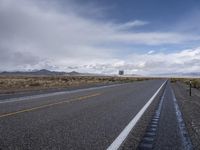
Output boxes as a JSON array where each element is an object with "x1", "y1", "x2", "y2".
[{"x1": 1, "y1": 0, "x2": 200, "y2": 75}]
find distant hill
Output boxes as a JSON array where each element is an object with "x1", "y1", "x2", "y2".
[
  {"x1": 0, "y1": 69, "x2": 105, "y2": 76},
  {"x1": 67, "y1": 71, "x2": 81, "y2": 76},
  {"x1": 0, "y1": 69, "x2": 142, "y2": 77},
  {"x1": 0, "y1": 69, "x2": 71, "y2": 76}
]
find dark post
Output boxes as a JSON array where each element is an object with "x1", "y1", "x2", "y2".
[{"x1": 189, "y1": 80, "x2": 192, "y2": 96}]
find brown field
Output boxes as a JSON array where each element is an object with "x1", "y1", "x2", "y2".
[
  {"x1": 171, "y1": 78, "x2": 200, "y2": 89},
  {"x1": 0, "y1": 75, "x2": 150, "y2": 94}
]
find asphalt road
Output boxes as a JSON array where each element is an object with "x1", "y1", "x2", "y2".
[
  {"x1": 153, "y1": 82, "x2": 193, "y2": 150},
  {"x1": 137, "y1": 81, "x2": 193, "y2": 150},
  {"x1": 153, "y1": 83, "x2": 184, "y2": 150},
  {"x1": 0, "y1": 82, "x2": 119, "y2": 100},
  {"x1": 0, "y1": 79, "x2": 164, "y2": 150}
]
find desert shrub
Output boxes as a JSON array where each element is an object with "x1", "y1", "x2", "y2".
[
  {"x1": 29, "y1": 82, "x2": 41, "y2": 86},
  {"x1": 0, "y1": 75, "x2": 152, "y2": 92},
  {"x1": 136, "y1": 78, "x2": 145, "y2": 81},
  {"x1": 61, "y1": 78, "x2": 69, "y2": 82},
  {"x1": 173, "y1": 78, "x2": 200, "y2": 89},
  {"x1": 191, "y1": 79, "x2": 200, "y2": 89},
  {"x1": 170, "y1": 78, "x2": 177, "y2": 83}
]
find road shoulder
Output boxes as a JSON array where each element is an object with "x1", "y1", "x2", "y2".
[{"x1": 172, "y1": 81, "x2": 200, "y2": 149}]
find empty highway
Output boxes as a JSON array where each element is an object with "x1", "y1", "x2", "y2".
[{"x1": 0, "y1": 80, "x2": 165, "y2": 149}]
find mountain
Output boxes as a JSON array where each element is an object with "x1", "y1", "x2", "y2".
[
  {"x1": 67, "y1": 71, "x2": 80, "y2": 76},
  {"x1": 0, "y1": 69, "x2": 68, "y2": 76}
]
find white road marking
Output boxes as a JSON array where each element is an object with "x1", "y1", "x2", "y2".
[
  {"x1": 107, "y1": 80, "x2": 167, "y2": 150},
  {"x1": 0, "y1": 83, "x2": 130, "y2": 104}
]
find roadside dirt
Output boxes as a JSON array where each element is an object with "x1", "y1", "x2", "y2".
[{"x1": 172, "y1": 81, "x2": 200, "y2": 149}]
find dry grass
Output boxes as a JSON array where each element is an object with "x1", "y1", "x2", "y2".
[
  {"x1": 0, "y1": 75, "x2": 150, "y2": 94},
  {"x1": 171, "y1": 78, "x2": 200, "y2": 89}
]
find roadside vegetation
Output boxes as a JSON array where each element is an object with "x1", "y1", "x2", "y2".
[
  {"x1": 171, "y1": 78, "x2": 200, "y2": 89},
  {"x1": 0, "y1": 75, "x2": 151, "y2": 94}
]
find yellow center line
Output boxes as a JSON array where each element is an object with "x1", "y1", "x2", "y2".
[{"x1": 0, "y1": 93, "x2": 101, "y2": 118}]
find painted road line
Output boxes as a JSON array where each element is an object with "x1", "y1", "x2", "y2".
[
  {"x1": 0, "y1": 93, "x2": 100, "y2": 118},
  {"x1": 0, "y1": 83, "x2": 129, "y2": 104},
  {"x1": 107, "y1": 80, "x2": 167, "y2": 150}
]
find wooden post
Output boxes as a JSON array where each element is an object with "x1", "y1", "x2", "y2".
[{"x1": 189, "y1": 80, "x2": 192, "y2": 96}]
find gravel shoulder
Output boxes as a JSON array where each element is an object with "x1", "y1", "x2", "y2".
[{"x1": 172, "y1": 81, "x2": 200, "y2": 149}]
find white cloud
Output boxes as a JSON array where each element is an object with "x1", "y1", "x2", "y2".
[
  {"x1": 114, "y1": 20, "x2": 148, "y2": 30},
  {"x1": 71, "y1": 47, "x2": 200, "y2": 75},
  {"x1": 107, "y1": 32, "x2": 200, "y2": 45},
  {"x1": 147, "y1": 50, "x2": 155, "y2": 54},
  {"x1": 0, "y1": 0, "x2": 200, "y2": 74},
  {"x1": 117, "y1": 47, "x2": 200, "y2": 74}
]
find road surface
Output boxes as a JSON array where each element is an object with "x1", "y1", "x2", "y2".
[
  {"x1": 138, "y1": 81, "x2": 193, "y2": 150},
  {"x1": 0, "y1": 80, "x2": 165, "y2": 150}
]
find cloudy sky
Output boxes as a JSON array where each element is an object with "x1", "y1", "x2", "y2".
[{"x1": 1, "y1": 0, "x2": 200, "y2": 75}]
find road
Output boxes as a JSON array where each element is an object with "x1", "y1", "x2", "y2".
[
  {"x1": 0, "y1": 80, "x2": 165, "y2": 150},
  {"x1": 138, "y1": 81, "x2": 193, "y2": 150}
]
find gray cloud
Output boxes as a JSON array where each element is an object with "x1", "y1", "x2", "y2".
[
  {"x1": 0, "y1": 46, "x2": 40, "y2": 71},
  {"x1": 0, "y1": 0, "x2": 200, "y2": 74}
]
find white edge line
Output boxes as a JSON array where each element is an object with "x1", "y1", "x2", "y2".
[
  {"x1": 107, "y1": 80, "x2": 167, "y2": 150},
  {"x1": 0, "y1": 83, "x2": 131, "y2": 104}
]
